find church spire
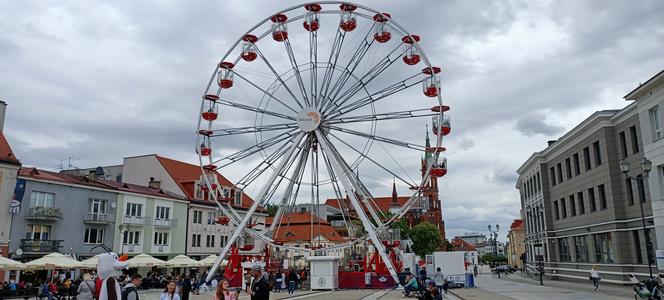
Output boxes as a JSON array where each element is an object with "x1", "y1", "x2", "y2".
[
  {"x1": 391, "y1": 178, "x2": 397, "y2": 204},
  {"x1": 425, "y1": 125, "x2": 432, "y2": 161}
]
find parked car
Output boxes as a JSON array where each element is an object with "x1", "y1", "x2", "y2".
[{"x1": 491, "y1": 265, "x2": 516, "y2": 273}]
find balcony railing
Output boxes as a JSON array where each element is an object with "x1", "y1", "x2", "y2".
[
  {"x1": 122, "y1": 215, "x2": 150, "y2": 225},
  {"x1": 20, "y1": 239, "x2": 63, "y2": 253},
  {"x1": 25, "y1": 207, "x2": 63, "y2": 221},
  {"x1": 153, "y1": 218, "x2": 177, "y2": 227},
  {"x1": 122, "y1": 243, "x2": 143, "y2": 253},
  {"x1": 84, "y1": 212, "x2": 111, "y2": 224}
]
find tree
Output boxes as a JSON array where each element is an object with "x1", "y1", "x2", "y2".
[
  {"x1": 266, "y1": 204, "x2": 278, "y2": 217},
  {"x1": 409, "y1": 222, "x2": 442, "y2": 257}
]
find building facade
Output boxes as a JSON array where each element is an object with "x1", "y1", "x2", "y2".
[
  {"x1": 507, "y1": 219, "x2": 525, "y2": 270},
  {"x1": 0, "y1": 101, "x2": 21, "y2": 260},
  {"x1": 625, "y1": 70, "x2": 664, "y2": 267},
  {"x1": 9, "y1": 168, "x2": 119, "y2": 261},
  {"x1": 517, "y1": 104, "x2": 656, "y2": 284}
]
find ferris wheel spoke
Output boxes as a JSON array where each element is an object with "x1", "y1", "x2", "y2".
[
  {"x1": 325, "y1": 108, "x2": 438, "y2": 125},
  {"x1": 322, "y1": 44, "x2": 403, "y2": 116},
  {"x1": 319, "y1": 148, "x2": 355, "y2": 238},
  {"x1": 210, "y1": 123, "x2": 298, "y2": 137},
  {"x1": 252, "y1": 44, "x2": 306, "y2": 110},
  {"x1": 327, "y1": 131, "x2": 415, "y2": 188},
  {"x1": 328, "y1": 74, "x2": 425, "y2": 119},
  {"x1": 215, "y1": 98, "x2": 296, "y2": 121},
  {"x1": 211, "y1": 129, "x2": 299, "y2": 167},
  {"x1": 283, "y1": 39, "x2": 311, "y2": 106},
  {"x1": 268, "y1": 139, "x2": 310, "y2": 235},
  {"x1": 309, "y1": 30, "x2": 319, "y2": 108},
  {"x1": 324, "y1": 125, "x2": 426, "y2": 152},
  {"x1": 231, "y1": 71, "x2": 300, "y2": 114},
  {"x1": 233, "y1": 138, "x2": 295, "y2": 189},
  {"x1": 318, "y1": 28, "x2": 347, "y2": 110}
]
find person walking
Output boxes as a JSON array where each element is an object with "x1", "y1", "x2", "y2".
[
  {"x1": 433, "y1": 267, "x2": 444, "y2": 289},
  {"x1": 180, "y1": 274, "x2": 191, "y2": 300},
  {"x1": 287, "y1": 269, "x2": 297, "y2": 295},
  {"x1": 214, "y1": 280, "x2": 238, "y2": 300},
  {"x1": 249, "y1": 264, "x2": 270, "y2": 300},
  {"x1": 590, "y1": 265, "x2": 600, "y2": 291},
  {"x1": 160, "y1": 280, "x2": 181, "y2": 300},
  {"x1": 122, "y1": 274, "x2": 142, "y2": 300},
  {"x1": 77, "y1": 273, "x2": 96, "y2": 300}
]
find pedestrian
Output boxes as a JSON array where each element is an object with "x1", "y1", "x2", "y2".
[
  {"x1": 77, "y1": 273, "x2": 96, "y2": 300},
  {"x1": 244, "y1": 271, "x2": 252, "y2": 293},
  {"x1": 473, "y1": 265, "x2": 478, "y2": 277},
  {"x1": 433, "y1": 267, "x2": 444, "y2": 288},
  {"x1": 160, "y1": 280, "x2": 181, "y2": 300},
  {"x1": 214, "y1": 280, "x2": 238, "y2": 300},
  {"x1": 180, "y1": 274, "x2": 191, "y2": 300},
  {"x1": 590, "y1": 265, "x2": 600, "y2": 291},
  {"x1": 287, "y1": 269, "x2": 297, "y2": 295},
  {"x1": 122, "y1": 274, "x2": 142, "y2": 300},
  {"x1": 274, "y1": 270, "x2": 282, "y2": 293},
  {"x1": 402, "y1": 275, "x2": 419, "y2": 297},
  {"x1": 249, "y1": 264, "x2": 269, "y2": 300}
]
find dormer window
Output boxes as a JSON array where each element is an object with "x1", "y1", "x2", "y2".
[
  {"x1": 286, "y1": 232, "x2": 295, "y2": 237},
  {"x1": 234, "y1": 189, "x2": 242, "y2": 206}
]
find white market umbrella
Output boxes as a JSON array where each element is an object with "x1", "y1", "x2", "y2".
[
  {"x1": 24, "y1": 252, "x2": 83, "y2": 270},
  {"x1": 199, "y1": 255, "x2": 227, "y2": 267},
  {"x1": 167, "y1": 254, "x2": 203, "y2": 268},
  {"x1": 80, "y1": 254, "x2": 103, "y2": 269},
  {"x1": 125, "y1": 254, "x2": 167, "y2": 268},
  {"x1": 0, "y1": 256, "x2": 25, "y2": 270}
]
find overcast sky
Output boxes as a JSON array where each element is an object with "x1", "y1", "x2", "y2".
[{"x1": 2, "y1": 0, "x2": 664, "y2": 242}]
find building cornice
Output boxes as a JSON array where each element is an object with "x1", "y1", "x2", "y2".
[{"x1": 624, "y1": 69, "x2": 664, "y2": 100}]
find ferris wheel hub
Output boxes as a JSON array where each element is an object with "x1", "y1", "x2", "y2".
[{"x1": 297, "y1": 107, "x2": 322, "y2": 132}]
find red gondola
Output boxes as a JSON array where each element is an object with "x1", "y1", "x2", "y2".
[
  {"x1": 430, "y1": 157, "x2": 447, "y2": 177},
  {"x1": 303, "y1": 4, "x2": 321, "y2": 31},
  {"x1": 339, "y1": 3, "x2": 357, "y2": 32},
  {"x1": 432, "y1": 115, "x2": 451, "y2": 136},
  {"x1": 402, "y1": 35, "x2": 421, "y2": 65},
  {"x1": 200, "y1": 143, "x2": 211, "y2": 156},
  {"x1": 271, "y1": 14, "x2": 288, "y2": 42},
  {"x1": 241, "y1": 35, "x2": 258, "y2": 62},
  {"x1": 202, "y1": 109, "x2": 217, "y2": 121},
  {"x1": 373, "y1": 13, "x2": 391, "y2": 43},
  {"x1": 216, "y1": 216, "x2": 230, "y2": 225},
  {"x1": 217, "y1": 62, "x2": 235, "y2": 89},
  {"x1": 422, "y1": 67, "x2": 441, "y2": 97}
]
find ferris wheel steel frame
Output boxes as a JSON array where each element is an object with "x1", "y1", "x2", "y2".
[{"x1": 197, "y1": 2, "x2": 448, "y2": 284}]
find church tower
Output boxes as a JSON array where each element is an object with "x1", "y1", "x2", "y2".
[{"x1": 418, "y1": 128, "x2": 446, "y2": 245}]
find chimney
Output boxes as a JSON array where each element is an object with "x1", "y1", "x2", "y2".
[
  {"x1": 88, "y1": 170, "x2": 97, "y2": 181},
  {"x1": 547, "y1": 140, "x2": 557, "y2": 147},
  {"x1": 148, "y1": 177, "x2": 161, "y2": 189},
  {"x1": 0, "y1": 100, "x2": 7, "y2": 131}
]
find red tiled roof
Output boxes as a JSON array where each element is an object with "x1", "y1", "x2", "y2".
[
  {"x1": 325, "y1": 196, "x2": 409, "y2": 213},
  {"x1": 19, "y1": 167, "x2": 116, "y2": 190},
  {"x1": 102, "y1": 180, "x2": 184, "y2": 201},
  {"x1": 0, "y1": 132, "x2": 20, "y2": 165},
  {"x1": 510, "y1": 219, "x2": 524, "y2": 230},
  {"x1": 155, "y1": 155, "x2": 255, "y2": 209},
  {"x1": 450, "y1": 237, "x2": 476, "y2": 251},
  {"x1": 266, "y1": 212, "x2": 330, "y2": 226}
]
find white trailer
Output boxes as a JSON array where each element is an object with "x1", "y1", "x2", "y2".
[{"x1": 426, "y1": 252, "x2": 467, "y2": 285}]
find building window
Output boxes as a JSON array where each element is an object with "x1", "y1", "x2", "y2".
[
  {"x1": 536, "y1": 172, "x2": 541, "y2": 191},
  {"x1": 550, "y1": 167, "x2": 556, "y2": 186},
  {"x1": 154, "y1": 232, "x2": 169, "y2": 246},
  {"x1": 593, "y1": 141, "x2": 602, "y2": 166},
  {"x1": 598, "y1": 184, "x2": 607, "y2": 210},
  {"x1": 84, "y1": 228, "x2": 104, "y2": 244},
  {"x1": 234, "y1": 189, "x2": 243, "y2": 206},
  {"x1": 558, "y1": 238, "x2": 571, "y2": 262},
  {"x1": 588, "y1": 188, "x2": 596, "y2": 212},
  {"x1": 192, "y1": 234, "x2": 202, "y2": 247},
  {"x1": 206, "y1": 235, "x2": 215, "y2": 247},
  {"x1": 220, "y1": 236, "x2": 228, "y2": 247},
  {"x1": 626, "y1": 178, "x2": 635, "y2": 205},
  {"x1": 553, "y1": 200, "x2": 559, "y2": 220},
  {"x1": 30, "y1": 191, "x2": 55, "y2": 208},
  {"x1": 560, "y1": 198, "x2": 567, "y2": 218},
  {"x1": 645, "y1": 228, "x2": 654, "y2": 264},
  {"x1": 573, "y1": 236, "x2": 588, "y2": 263},
  {"x1": 88, "y1": 199, "x2": 107, "y2": 215},
  {"x1": 556, "y1": 163, "x2": 563, "y2": 183},
  {"x1": 619, "y1": 131, "x2": 628, "y2": 158},
  {"x1": 573, "y1": 153, "x2": 580, "y2": 176},
  {"x1": 577, "y1": 191, "x2": 585, "y2": 215},
  {"x1": 125, "y1": 203, "x2": 143, "y2": 217},
  {"x1": 123, "y1": 231, "x2": 141, "y2": 245},
  {"x1": 634, "y1": 230, "x2": 643, "y2": 264},
  {"x1": 594, "y1": 233, "x2": 614, "y2": 263},
  {"x1": 193, "y1": 210, "x2": 202, "y2": 224},
  {"x1": 637, "y1": 175, "x2": 646, "y2": 203},
  {"x1": 583, "y1": 147, "x2": 592, "y2": 170},
  {"x1": 650, "y1": 106, "x2": 662, "y2": 141},
  {"x1": 207, "y1": 211, "x2": 214, "y2": 225},
  {"x1": 565, "y1": 158, "x2": 572, "y2": 179},
  {"x1": 630, "y1": 126, "x2": 640, "y2": 153},
  {"x1": 26, "y1": 224, "x2": 50, "y2": 240},
  {"x1": 156, "y1": 206, "x2": 170, "y2": 220},
  {"x1": 569, "y1": 195, "x2": 576, "y2": 216}
]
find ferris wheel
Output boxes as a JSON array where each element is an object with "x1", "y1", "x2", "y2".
[{"x1": 196, "y1": 2, "x2": 451, "y2": 283}]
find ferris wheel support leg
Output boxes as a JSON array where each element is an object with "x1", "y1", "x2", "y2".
[
  {"x1": 206, "y1": 132, "x2": 305, "y2": 282},
  {"x1": 314, "y1": 130, "x2": 401, "y2": 287}
]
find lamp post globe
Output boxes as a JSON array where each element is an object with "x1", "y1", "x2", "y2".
[
  {"x1": 620, "y1": 159, "x2": 630, "y2": 174},
  {"x1": 641, "y1": 158, "x2": 653, "y2": 174}
]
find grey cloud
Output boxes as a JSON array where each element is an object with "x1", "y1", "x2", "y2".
[{"x1": 514, "y1": 112, "x2": 565, "y2": 137}]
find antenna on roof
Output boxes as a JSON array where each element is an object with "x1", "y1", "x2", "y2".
[{"x1": 67, "y1": 156, "x2": 79, "y2": 169}]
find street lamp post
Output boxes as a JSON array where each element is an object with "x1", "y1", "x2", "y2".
[
  {"x1": 619, "y1": 158, "x2": 653, "y2": 279},
  {"x1": 488, "y1": 224, "x2": 500, "y2": 278}
]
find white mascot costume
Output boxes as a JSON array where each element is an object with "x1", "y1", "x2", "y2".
[{"x1": 97, "y1": 252, "x2": 129, "y2": 300}]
